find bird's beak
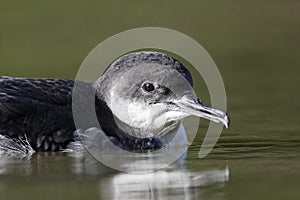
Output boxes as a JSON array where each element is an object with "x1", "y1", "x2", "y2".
[{"x1": 177, "y1": 93, "x2": 230, "y2": 128}]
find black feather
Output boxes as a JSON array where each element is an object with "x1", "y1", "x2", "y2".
[{"x1": 0, "y1": 76, "x2": 77, "y2": 151}]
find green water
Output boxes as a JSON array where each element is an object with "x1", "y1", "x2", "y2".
[{"x1": 1, "y1": 0, "x2": 300, "y2": 199}]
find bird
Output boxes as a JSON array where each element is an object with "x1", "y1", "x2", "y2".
[{"x1": 0, "y1": 51, "x2": 230, "y2": 152}]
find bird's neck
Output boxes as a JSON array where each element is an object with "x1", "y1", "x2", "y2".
[{"x1": 95, "y1": 97, "x2": 160, "y2": 150}]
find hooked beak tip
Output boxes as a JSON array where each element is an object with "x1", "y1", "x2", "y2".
[
  {"x1": 224, "y1": 113, "x2": 230, "y2": 129},
  {"x1": 177, "y1": 94, "x2": 230, "y2": 129}
]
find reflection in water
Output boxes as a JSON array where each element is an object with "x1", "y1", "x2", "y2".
[
  {"x1": 0, "y1": 156, "x2": 33, "y2": 176},
  {"x1": 69, "y1": 149, "x2": 189, "y2": 177},
  {"x1": 69, "y1": 151, "x2": 229, "y2": 200},
  {"x1": 0, "y1": 150, "x2": 229, "y2": 200},
  {"x1": 98, "y1": 167, "x2": 229, "y2": 200}
]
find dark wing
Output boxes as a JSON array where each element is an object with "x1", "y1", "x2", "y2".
[{"x1": 0, "y1": 76, "x2": 77, "y2": 151}]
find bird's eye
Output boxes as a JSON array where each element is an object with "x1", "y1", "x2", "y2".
[{"x1": 142, "y1": 82, "x2": 155, "y2": 92}]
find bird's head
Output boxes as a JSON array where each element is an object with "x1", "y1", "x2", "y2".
[{"x1": 95, "y1": 52, "x2": 230, "y2": 138}]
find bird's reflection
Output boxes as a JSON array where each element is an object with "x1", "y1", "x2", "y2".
[
  {"x1": 0, "y1": 155, "x2": 33, "y2": 176},
  {"x1": 69, "y1": 151, "x2": 229, "y2": 200},
  {"x1": 0, "y1": 149, "x2": 229, "y2": 200},
  {"x1": 98, "y1": 166, "x2": 229, "y2": 200}
]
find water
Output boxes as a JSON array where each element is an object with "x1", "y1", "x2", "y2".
[{"x1": 0, "y1": 129, "x2": 299, "y2": 200}]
